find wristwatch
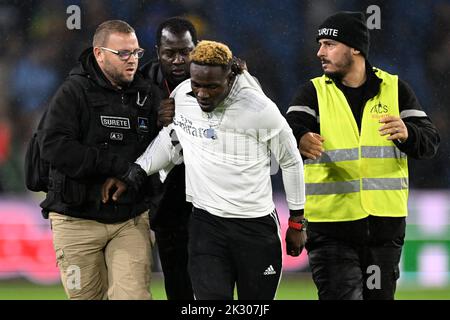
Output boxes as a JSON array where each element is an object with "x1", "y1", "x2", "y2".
[{"x1": 288, "y1": 218, "x2": 308, "y2": 231}]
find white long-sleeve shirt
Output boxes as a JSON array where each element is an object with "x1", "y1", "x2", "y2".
[{"x1": 136, "y1": 70, "x2": 305, "y2": 218}]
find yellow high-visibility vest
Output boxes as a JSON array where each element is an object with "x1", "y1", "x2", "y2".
[{"x1": 305, "y1": 68, "x2": 408, "y2": 222}]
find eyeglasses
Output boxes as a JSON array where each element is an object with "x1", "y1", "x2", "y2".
[{"x1": 100, "y1": 47, "x2": 145, "y2": 60}]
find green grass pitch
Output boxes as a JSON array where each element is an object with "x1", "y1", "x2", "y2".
[{"x1": 0, "y1": 273, "x2": 449, "y2": 300}]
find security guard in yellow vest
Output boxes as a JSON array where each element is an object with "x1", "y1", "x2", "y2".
[{"x1": 285, "y1": 12, "x2": 440, "y2": 300}]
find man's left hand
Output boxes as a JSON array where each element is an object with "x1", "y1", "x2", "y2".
[
  {"x1": 379, "y1": 116, "x2": 408, "y2": 143},
  {"x1": 119, "y1": 163, "x2": 147, "y2": 191}
]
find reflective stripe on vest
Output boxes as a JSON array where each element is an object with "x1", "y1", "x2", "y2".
[
  {"x1": 305, "y1": 148, "x2": 358, "y2": 164},
  {"x1": 306, "y1": 177, "x2": 408, "y2": 195},
  {"x1": 305, "y1": 146, "x2": 406, "y2": 164},
  {"x1": 305, "y1": 68, "x2": 409, "y2": 222},
  {"x1": 362, "y1": 177, "x2": 408, "y2": 190},
  {"x1": 306, "y1": 180, "x2": 360, "y2": 195}
]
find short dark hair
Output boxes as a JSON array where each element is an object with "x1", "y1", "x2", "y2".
[
  {"x1": 93, "y1": 20, "x2": 135, "y2": 47},
  {"x1": 156, "y1": 17, "x2": 197, "y2": 47}
]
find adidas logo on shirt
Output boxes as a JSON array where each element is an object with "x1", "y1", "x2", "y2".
[{"x1": 263, "y1": 265, "x2": 276, "y2": 275}]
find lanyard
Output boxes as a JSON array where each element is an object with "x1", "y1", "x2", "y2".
[{"x1": 164, "y1": 79, "x2": 172, "y2": 97}]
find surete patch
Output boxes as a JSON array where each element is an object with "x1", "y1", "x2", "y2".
[{"x1": 101, "y1": 116, "x2": 130, "y2": 129}]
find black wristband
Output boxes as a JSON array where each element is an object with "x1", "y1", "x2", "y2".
[{"x1": 289, "y1": 209, "x2": 304, "y2": 217}]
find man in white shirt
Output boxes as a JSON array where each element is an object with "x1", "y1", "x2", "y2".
[{"x1": 103, "y1": 40, "x2": 306, "y2": 299}]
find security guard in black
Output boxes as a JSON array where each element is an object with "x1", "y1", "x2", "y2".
[{"x1": 39, "y1": 46, "x2": 158, "y2": 223}]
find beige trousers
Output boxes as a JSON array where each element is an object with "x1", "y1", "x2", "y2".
[{"x1": 49, "y1": 211, "x2": 152, "y2": 300}]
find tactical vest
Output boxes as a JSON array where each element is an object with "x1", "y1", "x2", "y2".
[
  {"x1": 305, "y1": 68, "x2": 408, "y2": 222},
  {"x1": 44, "y1": 75, "x2": 154, "y2": 221},
  {"x1": 83, "y1": 81, "x2": 153, "y2": 165}
]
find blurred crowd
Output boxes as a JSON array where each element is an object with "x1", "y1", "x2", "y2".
[{"x1": 0, "y1": 0, "x2": 449, "y2": 192}]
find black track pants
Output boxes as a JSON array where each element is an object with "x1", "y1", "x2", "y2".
[{"x1": 188, "y1": 207, "x2": 282, "y2": 300}]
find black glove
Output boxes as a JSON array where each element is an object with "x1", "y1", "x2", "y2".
[{"x1": 118, "y1": 163, "x2": 147, "y2": 191}]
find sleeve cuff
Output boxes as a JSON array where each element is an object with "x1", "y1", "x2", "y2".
[{"x1": 289, "y1": 209, "x2": 304, "y2": 217}]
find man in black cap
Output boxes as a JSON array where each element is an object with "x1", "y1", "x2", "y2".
[{"x1": 285, "y1": 11, "x2": 440, "y2": 299}]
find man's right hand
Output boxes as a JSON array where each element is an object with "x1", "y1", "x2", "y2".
[
  {"x1": 102, "y1": 178, "x2": 127, "y2": 203},
  {"x1": 157, "y1": 98, "x2": 175, "y2": 127},
  {"x1": 299, "y1": 132, "x2": 325, "y2": 160}
]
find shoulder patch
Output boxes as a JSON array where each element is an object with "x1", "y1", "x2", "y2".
[{"x1": 138, "y1": 117, "x2": 149, "y2": 132}]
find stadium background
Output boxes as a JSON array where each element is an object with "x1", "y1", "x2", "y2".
[{"x1": 0, "y1": 0, "x2": 449, "y2": 299}]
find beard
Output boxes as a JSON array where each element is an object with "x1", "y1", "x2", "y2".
[
  {"x1": 103, "y1": 60, "x2": 134, "y2": 87},
  {"x1": 323, "y1": 50, "x2": 354, "y2": 80}
]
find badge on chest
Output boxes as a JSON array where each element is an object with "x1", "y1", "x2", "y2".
[{"x1": 206, "y1": 127, "x2": 217, "y2": 140}]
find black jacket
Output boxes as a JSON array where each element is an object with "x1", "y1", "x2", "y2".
[
  {"x1": 286, "y1": 62, "x2": 440, "y2": 243},
  {"x1": 140, "y1": 60, "x2": 192, "y2": 232},
  {"x1": 40, "y1": 48, "x2": 159, "y2": 223}
]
